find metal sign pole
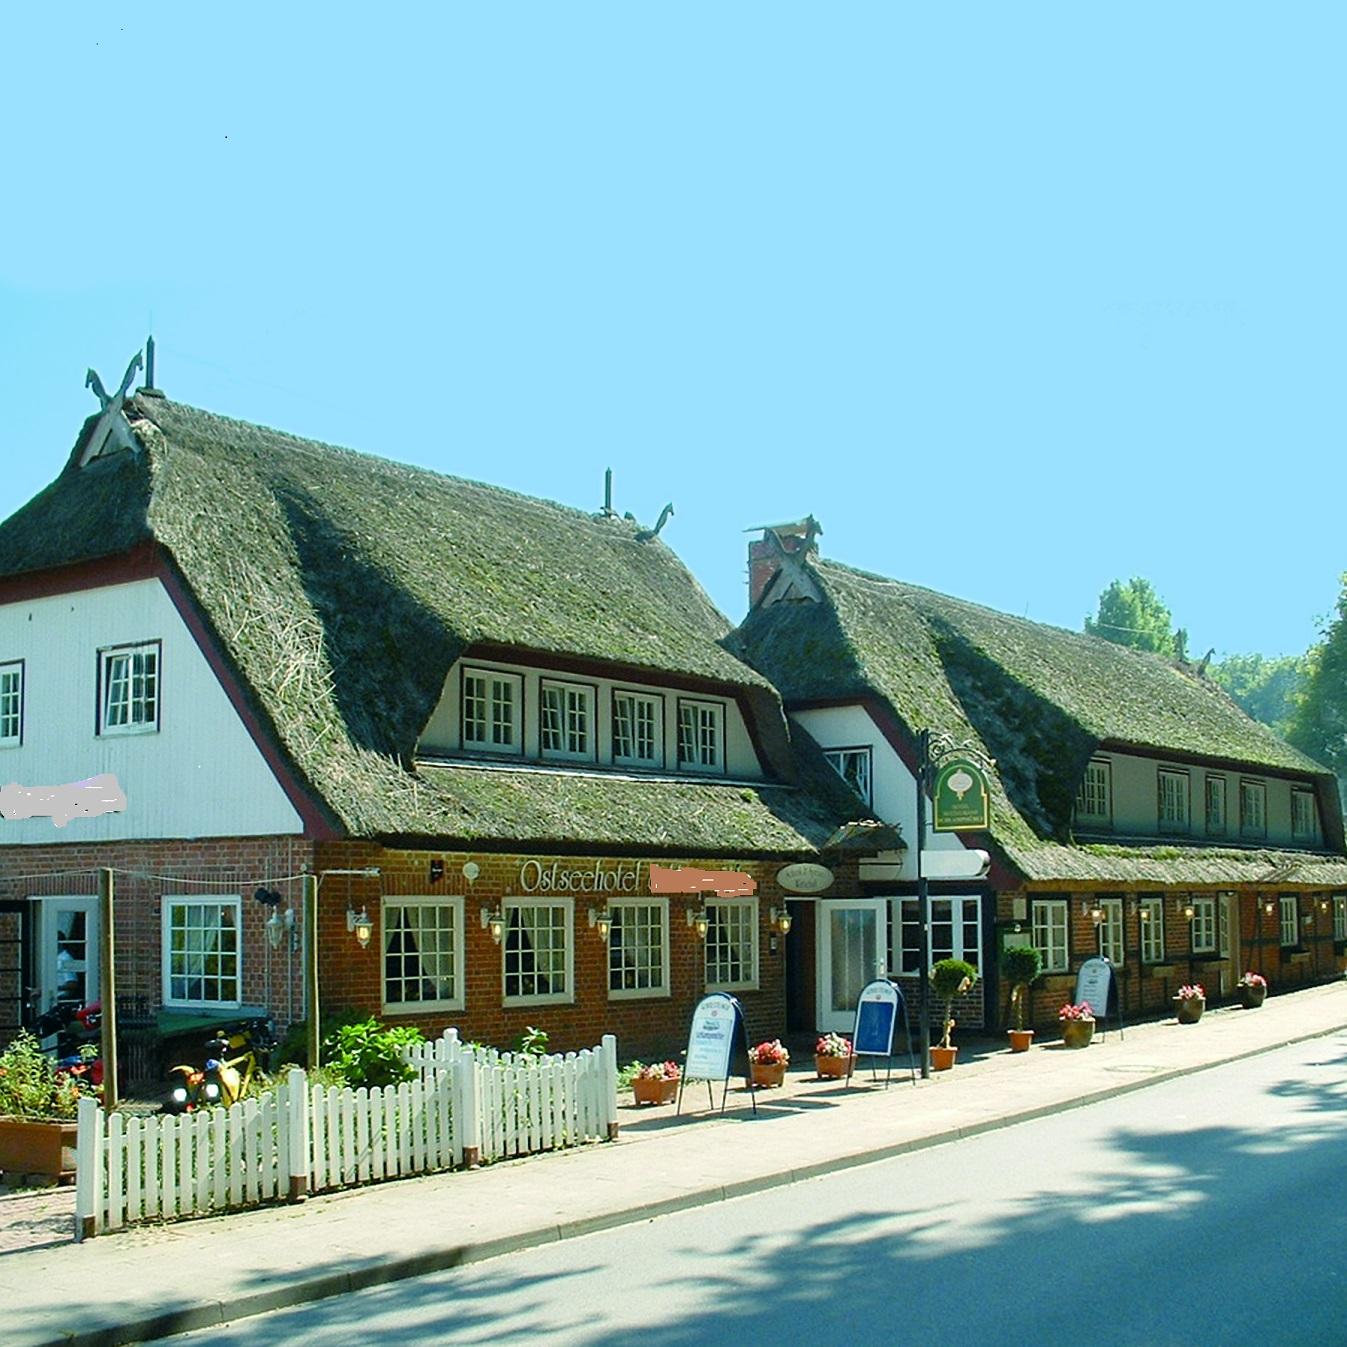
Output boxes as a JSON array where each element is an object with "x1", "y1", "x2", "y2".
[{"x1": 916, "y1": 730, "x2": 932, "y2": 1080}]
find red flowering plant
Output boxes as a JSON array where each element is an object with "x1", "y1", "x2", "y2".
[
  {"x1": 1238, "y1": 972, "x2": 1267, "y2": 990},
  {"x1": 1058, "y1": 1002, "x2": 1095, "y2": 1022},
  {"x1": 1175, "y1": 983, "x2": 1205, "y2": 1001},
  {"x1": 748, "y1": 1039, "x2": 790, "y2": 1066},
  {"x1": 815, "y1": 1033, "x2": 853, "y2": 1059},
  {"x1": 634, "y1": 1061, "x2": 680, "y2": 1082}
]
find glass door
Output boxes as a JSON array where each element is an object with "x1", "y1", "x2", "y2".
[
  {"x1": 816, "y1": 899, "x2": 888, "y2": 1033},
  {"x1": 36, "y1": 897, "x2": 100, "y2": 1021}
]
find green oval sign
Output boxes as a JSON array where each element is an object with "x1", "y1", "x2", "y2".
[{"x1": 932, "y1": 758, "x2": 991, "y2": 831}]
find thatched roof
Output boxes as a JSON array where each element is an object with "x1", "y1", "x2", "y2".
[
  {"x1": 730, "y1": 556, "x2": 1346, "y2": 884},
  {"x1": 0, "y1": 396, "x2": 881, "y2": 855}
]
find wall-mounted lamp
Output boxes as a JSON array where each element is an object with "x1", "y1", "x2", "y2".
[
  {"x1": 686, "y1": 906, "x2": 709, "y2": 939},
  {"x1": 1181, "y1": 901, "x2": 1195, "y2": 922},
  {"x1": 769, "y1": 906, "x2": 793, "y2": 935},
  {"x1": 481, "y1": 905, "x2": 505, "y2": 944},
  {"x1": 1081, "y1": 899, "x2": 1104, "y2": 926},
  {"x1": 1264, "y1": 898, "x2": 1276, "y2": 917},
  {"x1": 1319, "y1": 898, "x2": 1330, "y2": 913},
  {"x1": 266, "y1": 909, "x2": 286, "y2": 950},
  {"x1": 346, "y1": 907, "x2": 373, "y2": 950},
  {"x1": 1139, "y1": 904, "x2": 1151, "y2": 922},
  {"x1": 588, "y1": 906, "x2": 612, "y2": 942}
]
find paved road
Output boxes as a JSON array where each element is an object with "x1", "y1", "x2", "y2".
[{"x1": 163, "y1": 1032, "x2": 1347, "y2": 1346}]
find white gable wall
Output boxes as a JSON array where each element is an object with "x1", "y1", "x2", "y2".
[{"x1": 0, "y1": 578, "x2": 302, "y2": 842}]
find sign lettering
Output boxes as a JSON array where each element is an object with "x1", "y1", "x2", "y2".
[
  {"x1": 932, "y1": 758, "x2": 992, "y2": 832},
  {"x1": 518, "y1": 859, "x2": 642, "y2": 895}
]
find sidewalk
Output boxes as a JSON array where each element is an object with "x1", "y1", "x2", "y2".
[{"x1": 5, "y1": 981, "x2": 1347, "y2": 1347}]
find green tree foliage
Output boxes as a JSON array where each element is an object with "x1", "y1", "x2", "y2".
[
  {"x1": 1289, "y1": 575, "x2": 1347, "y2": 779},
  {"x1": 1211, "y1": 653, "x2": 1309, "y2": 739},
  {"x1": 1085, "y1": 578, "x2": 1178, "y2": 657}
]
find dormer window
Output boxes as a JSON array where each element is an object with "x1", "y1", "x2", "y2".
[
  {"x1": 98, "y1": 641, "x2": 160, "y2": 736},
  {"x1": 1075, "y1": 759, "x2": 1111, "y2": 825},
  {"x1": 612, "y1": 690, "x2": 663, "y2": 768},
  {"x1": 677, "y1": 698, "x2": 724, "y2": 774},
  {"x1": 1157, "y1": 768, "x2": 1190, "y2": 834},
  {"x1": 462, "y1": 668, "x2": 522, "y2": 753},
  {"x1": 1240, "y1": 779, "x2": 1267, "y2": 838},
  {"x1": 1292, "y1": 788, "x2": 1318, "y2": 841},
  {"x1": 824, "y1": 747, "x2": 873, "y2": 807},
  {"x1": 540, "y1": 679, "x2": 595, "y2": 762}
]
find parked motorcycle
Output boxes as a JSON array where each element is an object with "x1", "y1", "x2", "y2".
[
  {"x1": 166, "y1": 1016, "x2": 277, "y2": 1113},
  {"x1": 26, "y1": 990, "x2": 105, "y2": 1088}
]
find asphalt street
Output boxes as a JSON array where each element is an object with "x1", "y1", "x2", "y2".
[{"x1": 158, "y1": 1032, "x2": 1347, "y2": 1347}]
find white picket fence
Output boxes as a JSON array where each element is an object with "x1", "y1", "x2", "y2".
[{"x1": 75, "y1": 1030, "x2": 618, "y2": 1239}]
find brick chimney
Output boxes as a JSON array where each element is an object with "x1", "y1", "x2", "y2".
[{"x1": 748, "y1": 517, "x2": 821, "y2": 607}]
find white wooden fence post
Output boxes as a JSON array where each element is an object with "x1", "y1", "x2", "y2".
[
  {"x1": 459, "y1": 1048, "x2": 481, "y2": 1168},
  {"x1": 287, "y1": 1067, "x2": 309, "y2": 1201},
  {"x1": 74, "y1": 1094, "x2": 101, "y2": 1241},
  {"x1": 601, "y1": 1034, "x2": 619, "y2": 1141}
]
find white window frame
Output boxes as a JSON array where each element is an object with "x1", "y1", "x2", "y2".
[
  {"x1": 1075, "y1": 760, "x2": 1111, "y2": 825},
  {"x1": 607, "y1": 898, "x2": 670, "y2": 999},
  {"x1": 162, "y1": 895, "x2": 241, "y2": 1010},
  {"x1": 1279, "y1": 894, "x2": 1299, "y2": 948},
  {"x1": 1205, "y1": 775, "x2": 1226, "y2": 836},
  {"x1": 1140, "y1": 897, "x2": 1165, "y2": 964},
  {"x1": 1157, "y1": 769, "x2": 1190, "y2": 833},
  {"x1": 502, "y1": 897, "x2": 574, "y2": 1007},
  {"x1": 1031, "y1": 898, "x2": 1069, "y2": 973},
  {"x1": 676, "y1": 698, "x2": 726, "y2": 775},
  {"x1": 1291, "y1": 789, "x2": 1318, "y2": 841},
  {"x1": 1333, "y1": 894, "x2": 1347, "y2": 943},
  {"x1": 1240, "y1": 779, "x2": 1267, "y2": 838},
  {"x1": 824, "y1": 746, "x2": 873, "y2": 808},
  {"x1": 611, "y1": 689, "x2": 664, "y2": 769},
  {"x1": 1098, "y1": 897, "x2": 1125, "y2": 967},
  {"x1": 381, "y1": 897, "x2": 465, "y2": 1014},
  {"x1": 705, "y1": 897, "x2": 758, "y2": 991},
  {"x1": 539, "y1": 678, "x2": 597, "y2": 763},
  {"x1": 99, "y1": 640, "x2": 160, "y2": 737},
  {"x1": 897, "y1": 895, "x2": 982, "y2": 974},
  {"x1": 461, "y1": 667, "x2": 523, "y2": 755},
  {"x1": 1190, "y1": 897, "x2": 1217, "y2": 954},
  {"x1": 0, "y1": 660, "x2": 22, "y2": 746}
]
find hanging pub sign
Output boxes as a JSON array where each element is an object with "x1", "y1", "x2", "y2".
[{"x1": 931, "y1": 758, "x2": 992, "y2": 832}]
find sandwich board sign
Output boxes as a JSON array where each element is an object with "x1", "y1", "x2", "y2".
[
  {"x1": 851, "y1": 978, "x2": 916, "y2": 1087},
  {"x1": 1073, "y1": 956, "x2": 1123, "y2": 1040},
  {"x1": 680, "y1": 992, "x2": 754, "y2": 1115}
]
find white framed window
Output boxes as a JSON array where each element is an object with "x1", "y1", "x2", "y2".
[
  {"x1": 540, "y1": 679, "x2": 596, "y2": 761},
  {"x1": 824, "y1": 747, "x2": 873, "y2": 808},
  {"x1": 1279, "y1": 894, "x2": 1299, "y2": 948},
  {"x1": 1292, "y1": 789, "x2": 1318, "y2": 841},
  {"x1": 608, "y1": 900, "x2": 669, "y2": 998},
  {"x1": 897, "y1": 896, "x2": 981, "y2": 973},
  {"x1": 462, "y1": 667, "x2": 523, "y2": 754},
  {"x1": 1140, "y1": 897, "x2": 1165, "y2": 964},
  {"x1": 1240, "y1": 779, "x2": 1267, "y2": 838},
  {"x1": 1098, "y1": 897, "x2": 1125, "y2": 967},
  {"x1": 1205, "y1": 776, "x2": 1226, "y2": 836},
  {"x1": 705, "y1": 898, "x2": 758, "y2": 990},
  {"x1": 382, "y1": 898, "x2": 464, "y2": 1012},
  {"x1": 1190, "y1": 897, "x2": 1217, "y2": 954},
  {"x1": 1157, "y1": 769, "x2": 1190, "y2": 833},
  {"x1": 163, "y1": 896, "x2": 240, "y2": 1009},
  {"x1": 99, "y1": 641, "x2": 160, "y2": 736},
  {"x1": 0, "y1": 660, "x2": 22, "y2": 746},
  {"x1": 676, "y1": 698, "x2": 725, "y2": 774},
  {"x1": 612, "y1": 689, "x2": 663, "y2": 768},
  {"x1": 1031, "y1": 898, "x2": 1069, "y2": 973},
  {"x1": 1075, "y1": 760, "x2": 1111, "y2": 824},
  {"x1": 503, "y1": 898, "x2": 573, "y2": 1005},
  {"x1": 1333, "y1": 894, "x2": 1347, "y2": 942}
]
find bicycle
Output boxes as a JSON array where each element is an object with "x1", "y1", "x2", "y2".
[{"x1": 167, "y1": 1016, "x2": 277, "y2": 1113}]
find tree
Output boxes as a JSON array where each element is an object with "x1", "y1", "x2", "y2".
[
  {"x1": 1211, "y1": 653, "x2": 1309, "y2": 739},
  {"x1": 1085, "y1": 578, "x2": 1178, "y2": 657},
  {"x1": 1289, "y1": 575, "x2": 1347, "y2": 779}
]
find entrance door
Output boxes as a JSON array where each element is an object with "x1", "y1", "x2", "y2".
[
  {"x1": 34, "y1": 897, "x2": 100, "y2": 1022},
  {"x1": 816, "y1": 899, "x2": 888, "y2": 1033},
  {"x1": 1218, "y1": 892, "x2": 1238, "y2": 997}
]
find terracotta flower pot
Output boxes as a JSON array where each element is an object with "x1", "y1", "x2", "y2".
[
  {"x1": 1175, "y1": 996, "x2": 1205, "y2": 1025},
  {"x1": 1007, "y1": 1029, "x2": 1035, "y2": 1053},
  {"x1": 814, "y1": 1054, "x2": 855, "y2": 1080},
  {"x1": 930, "y1": 1045, "x2": 958, "y2": 1071},
  {"x1": 1238, "y1": 985, "x2": 1267, "y2": 1009},
  {"x1": 0, "y1": 1116, "x2": 79, "y2": 1182},
  {"x1": 1061, "y1": 1018, "x2": 1095, "y2": 1049},
  {"x1": 631, "y1": 1076, "x2": 678, "y2": 1105},
  {"x1": 750, "y1": 1061, "x2": 788, "y2": 1088}
]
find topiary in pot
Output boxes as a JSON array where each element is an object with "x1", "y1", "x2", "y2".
[
  {"x1": 930, "y1": 958, "x2": 979, "y2": 1068},
  {"x1": 1000, "y1": 944, "x2": 1043, "y2": 1050}
]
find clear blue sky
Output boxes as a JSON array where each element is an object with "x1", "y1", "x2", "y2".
[{"x1": 2, "y1": 6, "x2": 1341, "y2": 660}]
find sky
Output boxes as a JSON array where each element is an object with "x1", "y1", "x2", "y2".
[{"x1": 1, "y1": 5, "x2": 1342, "y2": 660}]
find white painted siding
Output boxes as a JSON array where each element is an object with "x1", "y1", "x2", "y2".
[{"x1": 0, "y1": 579, "x2": 302, "y2": 841}]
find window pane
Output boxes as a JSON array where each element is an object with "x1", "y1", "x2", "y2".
[
  {"x1": 609, "y1": 903, "x2": 666, "y2": 993},
  {"x1": 504, "y1": 903, "x2": 569, "y2": 999},
  {"x1": 384, "y1": 903, "x2": 459, "y2": 1005}
]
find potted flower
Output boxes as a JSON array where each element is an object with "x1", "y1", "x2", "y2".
[
  {"x1": 1058, "y1": 1001, "x2": 1095, "y2": 1049},
  {"x1": 1237, "y1": 971, "x2": 1268, "y2": 1010},
  {"x1": 814, "y1": 1033, "x2": 855, "y2": 1080},
  {"x1": 1000, "y1": 944, "x2": 1043, "y2": 1052},
  {"x1": 930, "y1": 958, "x2": 979, "y2": 1070},
  {"x1": 629, "y1": 1060, "x2": 680, "y2": 1105},
  {"x1": 747, "y1": 1039, "x2": 790, "y2": 1088},
  {"x1": 1174, "y1": 982, "x2": 1206, "y2": 1025},
  {"x1": 0, "y1": 1030, "x2": 97, "y2": 1182}
]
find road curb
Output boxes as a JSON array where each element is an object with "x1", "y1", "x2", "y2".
[{"x1": 36, "y1": 1016, "x2": 1347, "y2": 1347}]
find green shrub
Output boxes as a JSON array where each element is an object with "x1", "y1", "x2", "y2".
[
  {"x1": 0, "y1": 1031, "x2": 97, "y2": 1120},
  {"x1": 514, "y1": 1025, "x2": 549, "y2": 1057},
  {"x1": 931, "y1": 958, "x2": 979, "y2": 1049},
  {"x1": 321, "y1": 1018, "x2": 424, "y2": 1089},
  {"x1": 275, "y1": 1007, "x2": 368, "y2": 1070}
]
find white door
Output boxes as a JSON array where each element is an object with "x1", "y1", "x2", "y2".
[
  {"x1": 35, "y1": 896, "x2": 100, "y2": 1016},
  {"x1": 816, "y1": 899, "x2": 888, "y2": 1033},
  {"x1": 1218, "y1": 892, "x2": 1238, "y2": 996}
]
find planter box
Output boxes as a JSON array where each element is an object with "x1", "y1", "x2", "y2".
[
  {"x1": 0, "y1": 1116, "x2": 79, "y2": 1182},
  {"x1": 631, "y1": 1076, "x2": 678, "y2": 1106},
  {"x1": 814, "y1": 1054, "x2": 855, "y2": 1080},
  {"x1": 750, "y1": 1061, "x2": 787, "y2": 1088}
]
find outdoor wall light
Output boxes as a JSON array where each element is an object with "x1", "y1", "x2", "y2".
[
  {"x1": 480, "y1": 905, "x2": 505, "y2": 944},
  {"x1": 686, "y1": 906, "x2": 709, "y2": 939},
  {"x1": 1319, "y1": 898, "x2": 1330, "y2": 913},
  {"x1": 1139, "y1": 905, "x2": 1150, "y2": 922},
  {"x1": 346, "y1": 907, "x2": 373, "y2": 950},
  {"x1": 265, "y1": 909, "x2": 286, "y2": 950},
  {"x1": 1181, "y1": 901, "x2": 1195, "y2": 922},
  {"x1": 1264, "y1": 898, "x2": 1276, "y2": 916},
  {"x1": 1081, "y1": 900, "x2": 1104, "y2": 926},
  {"x1": 769, "y1": 906, "x2": 793, "y2": 935},
  {"x1": 588, "y1": 907, "x2": 612, "y2": 942}
]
